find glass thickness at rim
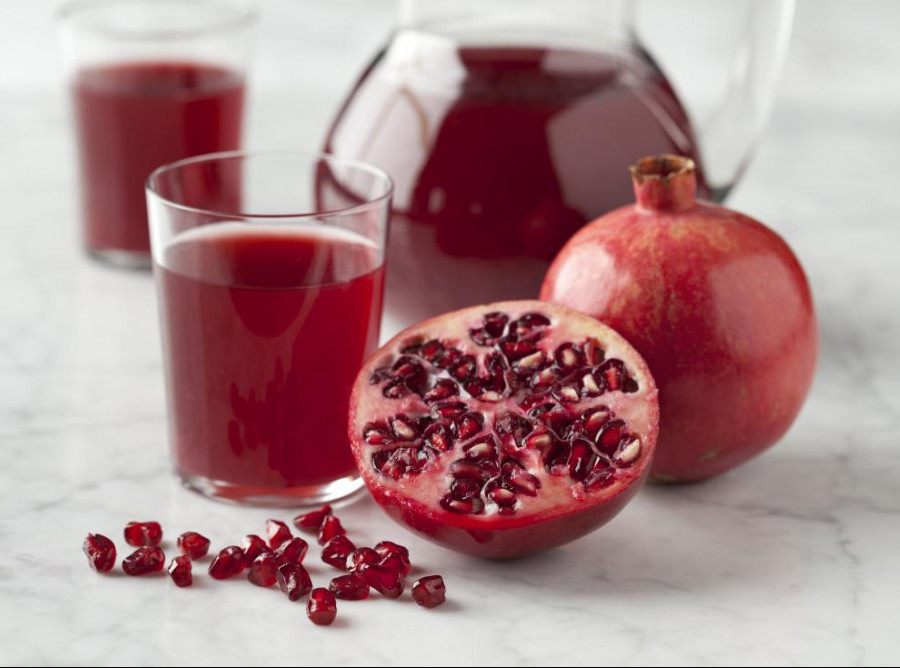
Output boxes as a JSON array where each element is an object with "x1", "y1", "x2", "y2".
[
  {"x1": 57, "y1": 0, "x2": 259, "y2": 41},
  {"x1": 146, "y1": 150, "x2": 394, "y2": 220}
]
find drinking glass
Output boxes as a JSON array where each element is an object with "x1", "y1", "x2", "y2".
[
  {"x1": 58, "y1": 0, "x2": 256, "y2": 268},
  {"x1": 146, "y1": 151, "x2": 392, "y2": 506}
]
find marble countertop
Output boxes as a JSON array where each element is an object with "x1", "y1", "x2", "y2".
[{"x1": 1, "y1": 1, "x2": 899, "y2": 665}]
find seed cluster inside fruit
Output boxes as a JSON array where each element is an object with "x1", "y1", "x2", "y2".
[{"x1": 362, "y1": 310, "x2": 645, "y2": 515}]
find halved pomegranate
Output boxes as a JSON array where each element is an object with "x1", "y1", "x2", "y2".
[{"x1": 348, "y1": 301, "x2": 658, "y2": 559}]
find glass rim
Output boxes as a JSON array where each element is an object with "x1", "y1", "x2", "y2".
[
  {"x1": 146, "y1": 150, "x2": 395, "y2": 221},
  {"x1": 57, "y1": 0, "x2": 258, "y2": 42}
]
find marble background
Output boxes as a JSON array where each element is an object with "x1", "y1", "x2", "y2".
[{"x1": 1, "y1": 1, "x2": 898, "y2": 665}]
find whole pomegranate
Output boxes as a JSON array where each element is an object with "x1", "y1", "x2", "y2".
[
  {"x1": 348, "y1": 300, "x2": 659, "y2": 559},
  {"x1": 541, "y1": 155, "x2": 817, "y2": 482}
]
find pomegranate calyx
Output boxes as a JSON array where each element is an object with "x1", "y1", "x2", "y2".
[{"x1": 630, "y1": 154, "x2": 697, "y2": 213}]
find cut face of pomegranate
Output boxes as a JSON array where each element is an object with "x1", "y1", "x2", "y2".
[{"x1": 349, "y1": 301, "x2": 658, "y2": 558}]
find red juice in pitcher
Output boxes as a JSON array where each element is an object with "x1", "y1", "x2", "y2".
[
  {"x1": 156, "y1": 225, "x2": 384, "y2": 497},
  {"x1": 326, "y1": 43, "x2": 706, "y2": 324},
  {"x1": 73, "y1": 62, "x2": 244, "y2": 257}
]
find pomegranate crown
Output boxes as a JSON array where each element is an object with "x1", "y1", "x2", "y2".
[{"x1": 630, "y1": 154, "x2": 697, "y2": 212}]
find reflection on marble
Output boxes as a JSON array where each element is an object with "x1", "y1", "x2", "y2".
[{"x1": 1, "y1": 0, "x2": 899, "y2": 665}]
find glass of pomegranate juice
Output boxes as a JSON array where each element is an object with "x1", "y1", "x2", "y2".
[
  {"x1": 146, "y1": 152, "x2": 392, "y2": 506},
  {"x1": 58, "y1": 0, "x2": 256, "y2": 268}
]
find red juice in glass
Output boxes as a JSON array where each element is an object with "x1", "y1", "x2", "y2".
[
  {"x1": 326, "y1": 44, "x2": 706, "y2": 323},
  {"x1": 73, "y1": 62, "x2": 245, "y2": 257},
  {"x1": 156, "y1": 225, "x2": 384, "y2": 498}
]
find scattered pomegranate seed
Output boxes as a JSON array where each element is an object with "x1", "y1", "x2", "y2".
[
  {"x1": 274, "y1": 537, "x2": 308, "y2": 566},
  {"x1": 363, "y1": 564, "x2": 404, "y2": 599},
  {"x1": 122, "y1": 546, "x2": 165, "y2": 576},
  {"x1": 329, "y1": 573, "x2": 370, "y2": 600},
  {"x1": 374, "y1": 541, "x2": 409, "y2": 561},
  {"x1": 176, "y1": 531, "x2": 210, "y2": 560},
  {"x1": 321, "y1": 535, "x2": 355, "y2": 570},
  {"x1": 82, "y1": 533, "x2": 116, "y2": 573},
  {"x1": 167, "y1": 555, "x2": 193, "y2": 587},
  {"x1": 247, "y1": 552, "x2": 278, "y2": 588},
  {"x1": 307, "y1": 587, "x2": 338, "y2": 626},
  {"x1": 265, "y1": 519, "x2": 292, "y2": 549},
  {"x1": 208, "y1": 546, "x2": 246, "y2": 579},
  {"x1": 379, "y1": 552, "x2": 411, "y2": 578},
  {"x1": 276, "y1": 562, "x2": 312, "y2": 601},
  {"x1": 293, "y1": 504, "x2": 333, "y2": 533},
  {"x1": 124, "y1": 521, "x2": 163, "y2": 547},
  {"x1": 317, "y1": 515, "x2": 346, "y2": 545},
  {"x1": 241, "y1": 534, "x2": 268, "y2": 563},
  {"x1": 346, "y1": 547, "x2": 380, "y2": 573},
  {"x1": 412, "y1": 575, "x2": 446, "y2": 608}
]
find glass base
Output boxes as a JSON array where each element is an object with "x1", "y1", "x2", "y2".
[
  {"x1": 176, "y1": 470, "x2": 367, "y2": 508},
  {"x1": 87, "y1": 247, "x2": 152, "y2": 270}
]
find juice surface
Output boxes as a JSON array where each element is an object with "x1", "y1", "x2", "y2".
[{"x1": 157, "y1": 224, "x2": 384, "y2": 488}]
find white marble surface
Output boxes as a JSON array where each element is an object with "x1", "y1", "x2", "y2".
[{"x1": 2, "y1": 1, "x2": 900, "y2": 665}]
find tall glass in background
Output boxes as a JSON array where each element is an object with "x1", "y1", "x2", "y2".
[
  {"x1": 58, "y1": 0, "x2": 256, "y2": 268},
  {"x1": 147, "y1": 151, "x2": 392, "y2": 506}
]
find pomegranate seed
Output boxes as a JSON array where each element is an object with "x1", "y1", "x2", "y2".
[
  {"x1": 265, "y1": 519, "x2": 292, "y2": 549},
  {"x1": 568, "y1": 441, "x2": 596, "y2": 481},
  {"x1": 597, "y1": 420, "x2": 626, "y2": 454},
  {"x1": 209, "y1": 546, "x2": 246, "y2": 579},
  {"x1": 424, "y1": 379, "x2": 459, "y2": 403},
  {"x1": 247, "y1": 551, "x2": 278, "y2": 587},
  {"x1": 241, "y1": 534, "x2": 268, "y2": 562},
  {"x1": 292, "y1": 504, "x2": 332, "y2": 533},
  {"x1": 123, "y1": 521, "x2": 162, "y2": 547},
  {"x1": 412, "y1": 575, "x2": 446, "y2": 608},
  {"x1": 317, "y1": 515, "x2": 346, "y2": 545},
  {"x1": 390, "y1": 416, "x2": 417, "y2": 440},
  {"x1": 423, "y1": 422, "x2": 454, "y2": 452},
  {"x1": 122, "y1": 546, "x2": 165, "y2": 576},
  {"x1": 307, "y1": 588, "x2": 337, "y2": 626},
  {"x1": 167, "y1": 555, "x2": 192, "y2": 587},
  {"x1": 276, "y1": 562, "x2": 312, "y2": 601},
  {"x1": 275, "y1": 537, "x2": 309, "y2": 566},
  {"x1": 82, "y1": 533, "x2": 116, "y2": 573},
  {"x1": 345, "y1": 547, "x2": 380, "y2": 573},
  {"x1": 379, "y1": 552, "x2": 412, "y2": 578},
  {"x1": 329, "y1": 573, "x2": 370, "y2": 600},
  {"x1": 363, "y1": 564, "x2": 405, "y2": 599},
  {"x1": 584, "y1": 462, "x2": 615, "y2": 491},
  {"x1": 614, "y1": 435, "x2": 642, "y2": 466},
  {"x1": 176, "y1": 531, "x2": 210, "y2": 560},
  {"x1": 374, "y1": 541, "x2": 409, "y2": 560},
  {"x1": 505, "y1": 466, "x2": 541, "y2": 496},
  {"x1": 321, "y1": 535, "x2": 355, "y2": 570}
]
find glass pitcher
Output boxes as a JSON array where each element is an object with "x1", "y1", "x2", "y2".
[{"x1": 324, "y1": 0, "x2": 794, "y2": 330}]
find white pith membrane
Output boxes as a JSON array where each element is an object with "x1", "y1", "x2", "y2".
[{"x1": 354, "y1": 304, "x2": 655, "y2": 522}]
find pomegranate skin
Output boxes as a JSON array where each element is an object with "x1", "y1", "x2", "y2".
[
  {"x1": 541, "y1": 156, "x2": 817, "y2": 483},
  {"x1": 348, "y1": 300, "x2": 659, "y2": 559}
]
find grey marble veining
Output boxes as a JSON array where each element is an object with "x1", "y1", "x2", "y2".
[{"x1": 1, "y1": 1, "x2": 899, "y2": 665}]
